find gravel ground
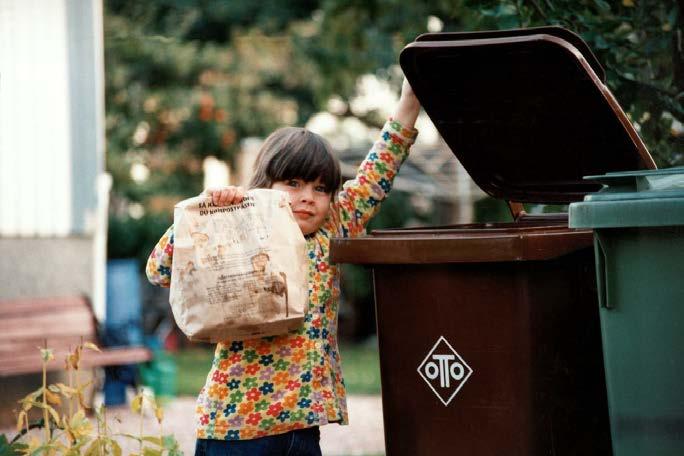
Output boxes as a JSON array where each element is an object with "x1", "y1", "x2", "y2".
[{"x1": 3, "y1": 395, "x2": 385, "y2": 456}]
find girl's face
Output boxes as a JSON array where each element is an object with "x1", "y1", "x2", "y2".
[{"x1": 271, "y1": 177, "x2": 332, "y2": 235}]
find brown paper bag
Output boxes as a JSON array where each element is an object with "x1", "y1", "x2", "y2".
[{"x1": 170, "y1": 189, "x2": 308, "y2": 342}]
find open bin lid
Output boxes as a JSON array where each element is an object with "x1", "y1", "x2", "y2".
[
  {"x1": 415, "y1": 26, "x2": 607, "y2": 83},
  {"x1": 400, "y1": 28, "x2": 655, "y2": 204}
]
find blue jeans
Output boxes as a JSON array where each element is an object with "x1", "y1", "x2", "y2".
[{"x1": 194, "y1": 427, "x2": 322, "y2": 456}]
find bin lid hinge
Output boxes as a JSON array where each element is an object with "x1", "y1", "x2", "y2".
[{"x1": 508, "y1": 201, "x2": 527, "y2": 221}]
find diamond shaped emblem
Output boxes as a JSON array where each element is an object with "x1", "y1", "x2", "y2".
[{"x1": 417, "y1": 336, "x2": 473, "y2": 406}]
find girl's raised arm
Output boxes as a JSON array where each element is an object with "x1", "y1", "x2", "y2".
[
  {"x1": 392, "y1": 79, "x2": 421, "y2": 133},
  {"x1": 334, "y1": 79, "x2": 420, "y2": 237},
  {"x1": 146, "y1": 224, "x2": 174, "y2": 287}
]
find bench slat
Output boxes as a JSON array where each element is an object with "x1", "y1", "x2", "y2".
[
  {"x1": 0, "y1": 337, "x2": 98, "y2": 355},
  {"x1": 0, "y1": 346, "x2": 153, "y2": 377},
  {"x1": 0, "y1": 296, "x2": 88, "y2": 318},
  {"x1": 0, "y1": 311, "x2": 94, "y2": 341},
  {"x1": 0, "y1": 296, "x2": 153, "y2": 377}
]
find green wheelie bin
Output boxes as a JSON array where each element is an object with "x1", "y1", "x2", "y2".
[{"x1": 569, "y1": 167, "x2": 684, "y2": 456}]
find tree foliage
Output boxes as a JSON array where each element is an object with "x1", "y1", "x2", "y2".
[
  {"x1": 304, "y1": 0, "x2": 682, "y2": 165},
  {"x1": 467, "y1": 0, "x2": 683, "y2": 166}
]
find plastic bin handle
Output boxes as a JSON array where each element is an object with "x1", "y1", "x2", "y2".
[{"x1": 594, "y1": 233, "x2": 613, "y2": 309}]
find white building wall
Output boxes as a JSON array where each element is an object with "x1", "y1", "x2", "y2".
[
  {"x1": 0, "y1": 0, "x2": 106, "y2": 319},
  {"x1": 0, "y1": 0, "x2": 104, "y2": 236},
  {"x1": 0, "y1": 0, "x2": 73, "y2": 236}
]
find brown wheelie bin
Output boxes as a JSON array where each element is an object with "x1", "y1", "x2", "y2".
[{"x1": 331, "y1": 27, "x2": 656, "y2": 456}]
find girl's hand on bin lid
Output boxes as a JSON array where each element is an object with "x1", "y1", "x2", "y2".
[
  {"x1": 392, "y1": 78, "x2": 421, "y2": 129},
  {"x1": 202, "y1": 185, "x2": 245, "y2": 206}
]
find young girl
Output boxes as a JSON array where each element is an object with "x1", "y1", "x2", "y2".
[{"x1": 146, "y1": 79, "x2": 420, "y2": 455}]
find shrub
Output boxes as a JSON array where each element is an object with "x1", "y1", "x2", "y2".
[{"x1": 1, "y1": 341, "x2": 182, "y2": 456}]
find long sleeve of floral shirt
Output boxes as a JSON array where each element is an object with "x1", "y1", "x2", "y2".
[{"x1": 146, "y1": 118, "x2": 418, "y2": 441}]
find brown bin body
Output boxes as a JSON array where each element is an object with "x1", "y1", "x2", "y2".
[
  {"x1": 331, "y1": 27, "x2": 656, "y2": 456},
  {"x1": 332, "y1": 224, "x2": 611, "y2": 455}
]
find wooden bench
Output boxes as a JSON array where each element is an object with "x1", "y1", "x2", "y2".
[{"x1": 0, "y1": 296, "x2": 152, "y2": 377}]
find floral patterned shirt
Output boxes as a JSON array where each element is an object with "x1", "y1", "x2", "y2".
[{"x1": 146, "y1": 119, "x2": 418, "y2": 440}]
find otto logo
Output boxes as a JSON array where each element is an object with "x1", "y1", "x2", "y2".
[
  {"x1": 418, "y1": 336, "x2": 473, "y2": 406},
  {"x1": 424, "y1": 354, "x2": 465, "y2": 388}
]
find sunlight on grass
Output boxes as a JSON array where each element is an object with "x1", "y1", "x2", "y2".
[
  {"x1": 172, "y1": 347, "x2": 214, "y2": 396},
  {"x1": 338, "y1": 343, "x2": 381, "y2": 395}
]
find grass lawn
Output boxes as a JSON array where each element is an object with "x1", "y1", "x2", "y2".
[
  {"x1": 171, "y1": 347, "x2": 215, "y2": 397},
  {"x1": 337, "y1": 342, "x2": 382, "y2": 395},
  {"x1": 171, "y1": 342, "x2": 382, "y2": 396}
]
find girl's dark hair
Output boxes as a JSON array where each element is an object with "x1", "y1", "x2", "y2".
[{"x1": 249, "y1": 127, "x2": 341, "y2": 194}]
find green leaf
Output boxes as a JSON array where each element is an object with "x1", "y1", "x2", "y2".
[
  {"x1": 131, "y1": 394, "x2": 144, "y2": 414},
  {"x1": 15, "y1": 411, "x2": 27, "y2": 435},
  {"x1": 593, "y1": 0, "x2": 611, "y2": 12},
  {"x1": 10, "y1": 444, "x2": 27, "y2": 456},
  {"x1": 143, "y1": 447, "x2": 162, "y2": 456},
  {"x1": 83, "y1": 342, "x2": 101, "y2": 352},
  {"x1": 39, "y1": 348, "x2": 54, "y2": 362},
  {"x1": 111, "y1": 439, "x2": 123, "y2": 456},
  {"x1": 46, "y1": 404, "x2": 61, "y2": 426},
  {"x1": 83, "y1": 440, "x2": 101, "y2": 456},
  {"x1": 0, "y1": 435, "x2": 25, "y2": 456},
  {"x1": 594, "y1": 35, "x2": 610, "y2": 49},
  {"x1": 29, "y1": 443, "x2": 61, "y2": 456},
  {"x1": 18, "y1": 389, "x2": 43, "y2": 410},
  {"x1": 118, "y1": 433, "x2": 143, "y2": 443},
  {"x1": 142, "y1": 436, "x2": 162, "y2": 446},
  {"x1": 64, "y1": 446, "x2": 83, "y2": 456},
  {"x1": 54, "y1": 383, "x2": 78, "y2": 396},
  {"x1": 162, "y1": 434, "x2": 180, "y2": 449}
]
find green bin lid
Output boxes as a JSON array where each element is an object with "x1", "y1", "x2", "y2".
[
  {"x1": 400, "y1": 29, "x2": 655, "y2": 204},
  {"x1": 569, "y1": 167, "x2": 684, "y2": 228}
]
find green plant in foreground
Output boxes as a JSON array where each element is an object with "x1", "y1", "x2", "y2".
[{"x1": 1, "y1": 342, "x2": 183, "y2": 456}]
